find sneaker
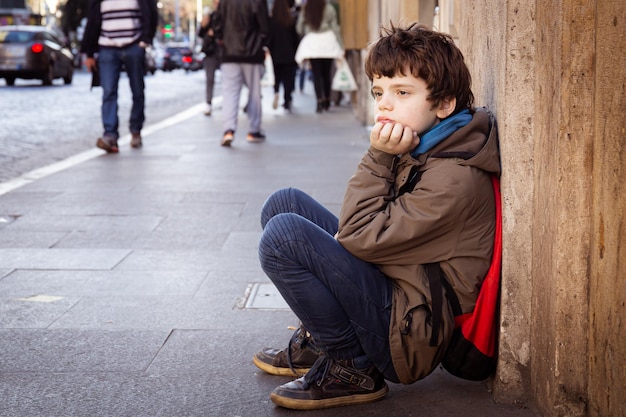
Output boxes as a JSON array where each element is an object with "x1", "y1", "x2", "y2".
[
  {"x1": 247, "y1": 131, "x2": 266, "y2": 143},
  {"x1": 204, "y1": 103, "x2": 212, "y2": 116},
  {"x1": 221, "y1": 130, "x2": 234, "y2": 147},
  {"x1": 272, "y1": 93, "x2": 279, "y2": 109},
  {"x1": 130, "y1": 132, "x2": 142, "y2": 148},
  {"x1": 253, "y1": 325, "x2": 322, "y2": 377},
  {"x1": 96, "y1": 136, "x2": 119, "y2": 153},
  {"x1": 270, "y1": 356, "x2": 388, "y2": 410}
]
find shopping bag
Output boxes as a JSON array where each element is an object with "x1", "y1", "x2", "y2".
[
  {"x1": 331, "y1": 57, "x2": 357, "y2": 92},
  {"x1": 261, "y1": 53, "x2": 274, "y2": 87}
]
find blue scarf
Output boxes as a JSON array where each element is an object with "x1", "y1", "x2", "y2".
[{"x1": 411, "y1": 109, "x2": 472, "y2": 157}]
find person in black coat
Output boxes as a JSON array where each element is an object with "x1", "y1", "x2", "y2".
[
  {"x1": 198, "y1": 0, "x2": 222, "y2": 116},
  {"x1": 268, "y1": 0, "x2": 300, "y2": 112}
]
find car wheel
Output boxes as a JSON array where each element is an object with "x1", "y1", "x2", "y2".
[
  {"x1": 42, "y1": 65, "x2": 54, "y2": 86},
  {"x1": 63, "y1": 68, "x2": 73, "y2": 85},
  {"x1": 5, "y1": 77, "x2": 15, "y2": 86}
]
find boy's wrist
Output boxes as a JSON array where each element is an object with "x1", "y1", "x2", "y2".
[{"x1": 368, "y1": 147, "x2": 399, "y2": 170}]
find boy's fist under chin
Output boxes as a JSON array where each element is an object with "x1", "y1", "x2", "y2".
[{"x1": 370, "y1": 121, "x2": 420, "y2": 155}]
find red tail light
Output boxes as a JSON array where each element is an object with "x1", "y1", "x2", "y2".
[
  {"x1": 31, "y1": 43, "x2": 44, "y2": 53},
  {"x1": 182, "y1": 56, "x2": 192, "y2": 63}
]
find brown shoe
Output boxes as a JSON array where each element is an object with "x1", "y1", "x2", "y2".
[
  {"x1": 96, "y1": 136, "x2": 119, "y2": 153},
  {"x1": 130, "y1": 132, "x2": 142, "y2": 148},
  {"x1": 253, "y1": 325, "x2": 322, "y2": 377},
  {"x1": 270, "y1": 356, "x2": 388, "y2": 410}
]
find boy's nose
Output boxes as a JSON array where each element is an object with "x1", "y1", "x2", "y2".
[{"x1": 377, "y1": 94, "x2": 392, "y2": 110}]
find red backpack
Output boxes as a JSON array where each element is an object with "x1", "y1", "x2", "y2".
[{"x1": 425, "y1": 175, "x2": 502, "y2": 380}]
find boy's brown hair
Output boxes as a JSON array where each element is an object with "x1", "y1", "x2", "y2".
[{"x1": 365, "y1": 23, "x2": 474, "y2": 115}]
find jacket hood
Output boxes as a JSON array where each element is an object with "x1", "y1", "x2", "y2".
[{"x1": 416, "y1": 107, "x2": 501, "y2": 177}]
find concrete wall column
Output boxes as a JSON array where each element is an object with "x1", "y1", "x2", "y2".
[
  {"x1": 531, "y1": 2, "x2": 595, "y2": 415},
  {"x1": 455, "y1": 1, "x2": 625, "y2": 416},
  {"x1": 588, "y1": 2, "x2": 626, "y2": 416}
]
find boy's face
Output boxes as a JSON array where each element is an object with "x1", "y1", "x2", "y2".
[{"x1": 371, "y1": 73, "x2": 450, "y2": 136}]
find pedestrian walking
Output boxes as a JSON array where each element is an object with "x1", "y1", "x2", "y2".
[
  {"x1": 253, "y1": 23, "x2": 501, "y2": 410},
  {"x1": 213, "y1": 0, "x2": 270, "y2": 147},
  {"x1": 81, "y1": 0, "x2": 158, "y2": 153},
  {"x1": 198, "y1": 1, "x2": 222, "y2": 117},
  {"x1": 295, "y1": 0, "x2": 343, "y2": 113},
  {"x1": 268, "y1": 0, "x2": 300, "y2": 112}
]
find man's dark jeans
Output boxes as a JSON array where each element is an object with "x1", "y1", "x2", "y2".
[
  {"x1": 258, "y1": 188, "x2": 399, "y2": 382},
  {"x1": 98, "y1": 43, "x2": 146, "y2": 139}
]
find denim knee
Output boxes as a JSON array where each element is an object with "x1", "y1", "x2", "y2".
[
  {"x1": 260, "y1": 187, "x2": 298, "y2": 229},
  {"x1": 258, "y1": 212, "x2": 297, "y2": 276}
]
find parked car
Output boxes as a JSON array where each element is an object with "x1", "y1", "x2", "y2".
[
  {"x1": 0, "y1": 25, "x2": 74, "y2": 86},
  {"x1": 188, "y1": 43, "x2": 204, "y2": 72},
  {"x1": 161, "y1": 43, "x2": 201, "y2": 72}
]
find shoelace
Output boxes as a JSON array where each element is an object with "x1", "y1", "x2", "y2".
[
  {"x1": 285, "y1": 327, "x2": 303, "y2": 375},
  {"x1": 286, "y1": 325, "x2": 313, "y2": 375},
  {"x1": 301, "y1": 356, "x2": 332, "y2": 389}
]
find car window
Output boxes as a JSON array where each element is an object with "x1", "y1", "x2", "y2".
[
  {"x1": 49, "y1": 34, "x2": 63, "y2": 46},
  {"x1": 42, "y1": 32, "x2": 58, "y2": 45},
  {"x1": 0, "y1": 30, "x2": 35, "y2": 43}
]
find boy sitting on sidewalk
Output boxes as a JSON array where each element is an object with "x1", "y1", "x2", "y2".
[{"x1": 253, "y1": 23, "x2": 501, "y2": 410}]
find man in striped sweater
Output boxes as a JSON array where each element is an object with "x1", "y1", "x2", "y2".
[{"x1": 82, "y1": 0, "x2": 158, "y2": 153}]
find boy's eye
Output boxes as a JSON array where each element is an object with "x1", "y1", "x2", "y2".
[
  {"x1": 397, "y1": 90, "x2": 409, "y2": 96},
  {"x1": 371, "y1": 90, "x2": 382, "y2": 98}
]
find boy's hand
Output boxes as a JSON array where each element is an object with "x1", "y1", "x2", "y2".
[{"x1": 370, "y1": 122, "x2": 420, "y2": 155}]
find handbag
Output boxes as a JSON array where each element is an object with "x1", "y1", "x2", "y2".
[
  {"x1": 201, "y1": 35, "x2": 216, "y2": 56},
  {"x1": 331, "y1": 57, "x2": 357, "y2": 92}
]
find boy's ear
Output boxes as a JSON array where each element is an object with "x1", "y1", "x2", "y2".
[{"x1": 436, "y1": 97, "x2": 457, "y2": 119}]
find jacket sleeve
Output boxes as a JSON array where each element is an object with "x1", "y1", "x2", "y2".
[
  {"x1": 140, "y1": 0, "x2": 158, "y2": 44},
  {"x1": 212, "y1": 3, "x2": 223, "y2": 40},
  {"x1": 80, "y1": 0, "x2": 102, "y2": 57},
  {"x1": 336, "y1": 148, "x2": 472, "y2": 265},
  {"x1": 296, "y1": 11, "x2": 305, "y2": 36},
  {"x1": 256, "y1": 0, "x2": 271, "y2": 48},
  {"x1": 326, "y1": 4, "x2": 343, "y2": 49}
]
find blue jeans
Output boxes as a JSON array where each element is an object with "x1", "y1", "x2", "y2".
[
  {"x1": 258, "y1": 188, "x2": 399, "y2": 383},
  {"x1": 98, "y1": 44, "x2": 146, "y2": 139}
]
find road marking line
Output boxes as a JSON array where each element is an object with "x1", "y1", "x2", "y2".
[{"x1": 0, "y1": 99, "x2": 222, "y2": 196}]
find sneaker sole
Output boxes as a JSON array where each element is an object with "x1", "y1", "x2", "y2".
[
  {"x1": 252, "y1": 355, "x2": 310, "y2": 377},
  {"x1": 221, "y1": 136, "x2": 233, "y2": 147},
  {"x1": 270, "y1": 383, "x2": 389, "y2": 410},
  {"x1": 246, "y1": 136, "x2": 265, "y2": 143}
]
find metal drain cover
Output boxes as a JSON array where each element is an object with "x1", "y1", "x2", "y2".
[{"x1": 244, "y1": 282, "x2": 290, "y2": 310}]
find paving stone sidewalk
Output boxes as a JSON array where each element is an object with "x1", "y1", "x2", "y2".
[{"x1": 0, "y1": 89, "x2": 538, "y2": 417}]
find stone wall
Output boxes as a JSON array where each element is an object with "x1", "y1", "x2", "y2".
[{"x1": 453, "y1": 1, "x2": 626, "y2": 416}]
